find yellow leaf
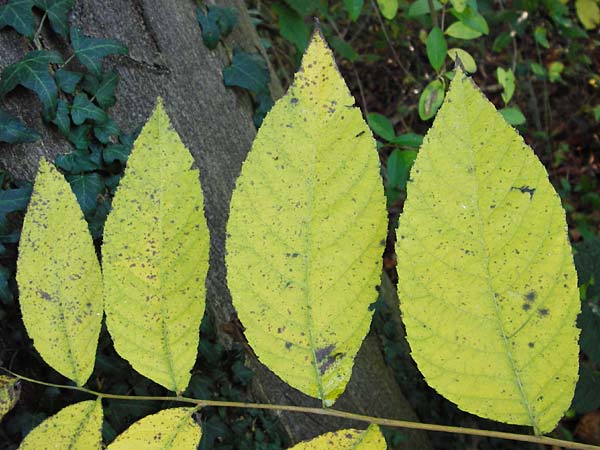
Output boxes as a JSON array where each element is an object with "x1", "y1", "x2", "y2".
[
  {"x1": 227, "y1": 30, "x2": 387, "y2": 405},
  {"x1": 289, "y1": 425, "x2": 386, "y2": 449},
  {"x1": 102, "y1": 98, "x2": 209, "y2": 393},
  {"x1": 19, "y1": 400, "x2": 102, "y2": 450},
  {"x1": 396, "y1": 69, "x2": 580, "y2": 434},
  {"x1": 107, "y1": 407, "x2": 201, "y2": 450},
  {"x1": 17, "y1": 159, "x2": 103, "y2": 386},
  {"x1": 0, "y1": 376, "x2": 20, "y2": 421},
  {"x1": 576, "y1": 0, "x2": 600, "y2": 29}
]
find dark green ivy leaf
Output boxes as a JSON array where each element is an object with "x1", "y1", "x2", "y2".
[
  {"x1": 94, "y1": 71, "x2": 119, "y2": 108},
  {"x1": 103, "y1": 143, "x2": 130, "y2": 164},
  {"x1": 70, "y1": 92, "x2": 107, "y2": 125},
  {"x1": 575, "y1": 237, "x2": 600, "y2": 300},
  {"x1": 66, "y1": 172, "x2": 104, "y2": 214},
  {"x1": 67, "y1": 124, "x2": 91, "y2": 150},
  {"x1": 51, "y1": 99, "x2": 70, "y2": 136},
  {"x1": 0, "y1": 0, "x2": 35, "y2": 38},
  {"x1": 93, "y1": 117, "x2": 119, "y2": 143},
  {"x1": 55, "y1": 68, "x2": 82, "y2": 94},
  {"x1": 0, "y1": 50, "x2": 62, "y2": 115},
  {"x1": 223, "y1": 49, "x2": 270, "y2": 94},
  {"x1": 0, "y1": 186, "x2": 32, "y2": 219},
  {"x1": 253, "y1": 91, "x2": 273, "y2": 128},
  {"x1": 32, "y1": 0, "x2": 74, "y2": 36},
  {"x1": 70, "y1": 27, "x2": 128, "y2": 76},
  {"x1": 572, "y1": 364, "x2": 600, "y2": 413},
  {"x1": 0, "y1": 109, "x2": 40, "y2": 143},
  {"x1": 196, "y1": 5, "x2": 238, "y2": 49},
  {"x1": 55, "y1": 149, "x2": 99, "y2": 173}
]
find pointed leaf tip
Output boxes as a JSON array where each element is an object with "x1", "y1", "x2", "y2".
[
  {"x1": 227, "y1": 32, "x2": 386, "y2": 404},
  {"x1": 397, "y1": 67, "x2": 580, "y2": 433}
]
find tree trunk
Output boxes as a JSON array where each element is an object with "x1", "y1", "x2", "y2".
[{"x1": 0, "y1": 1, "x2": 431, "y2": 448}]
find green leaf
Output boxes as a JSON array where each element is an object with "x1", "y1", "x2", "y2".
[
  {"x1": 572, "y1": 364, "x2": 600, "y2": 413},
  {"x1": 450, "y1": 0, "x2": 467, "y2": 12},
  {"x1": 448, "y1": 48, "x2": 477, "y2": 73},
  {"x1": 445, "y1": 21, "x2": 482, "y2": 39},
  {"x1": 17, "y1": 159, "x2": 103, "y2": 386},
  {"x1": 223, "y1": 49, "x2": 270, "y2": 95},
  {"x1": 196, "y1": 5, "x2": 237, "y2": 49},
  {"x1": 272, "y1": 2, "x2": 310, "y2": 52},
  {"x1": 51, "y1": 99, "x2": 70, "y2": 136},
  {"x1": 0, "y1": 186, "x2": 32, "y2": 221},
  {"x1": 548, "y1": 61, "x2": 564, "y2": 83},
  {"x1": 102, "y1": 98, "x2": 209, "y2": 393},
  {"x1": 226, "y1": 32, "x2": 387, "y2": 405},
  {"x1": 492, "y1": 31, "x2": 512, "y2": 52},
  {"x1": 68, "y1": 124, "x2": 91, "y2": 150},
  {"x1": 94, "y1": 117, "x2": 119, "y2": 143},
  {"x1": 344, "y1": 0, "x2": 364, "y2": 21},
  {"x1": 367, "y1": 113, "x2": 395, "y2": 141},
  {"x1": 55, "y1": 149, "x2": 99, "y2": 173},
  {"x1": 55, "y1": 68, "x2": 83, "y2": 94},
  {"x1": 19, "y1": 400, "x2": 102, "y2": 449},
  {"x1": 426, "y1": 26, "x2": 447, "y2": 72},
  {"x1": 575, "y1": 0, "x2": 600, "y2": 29},
  {"x1": 396, "y1": 69, "x2": 580, "y2": 434},
  {"x1": 392, "y1": 133, "x2": 423, "y2": 147},
  {"x1": 106, "y1": 408, "x2": 201, "y2": 450},
  {"x1": 451, "y1": 8, "x2": 489, "y2": 34},
  {"x1": 530, "y1": 62, "x2": 547, "y2": 78},
  {"x1": 387, "y1": 149, "x2": 417, "y2": 191},
  {"x1": 534, "y1": 26, "x2": 550, "y2": 48},
  {"x1": 0, "y1": 109, "x2": 40, "y2": 143},
  {"x1": 103, "y1": 143, "x2": 131, "y2": 164},
  {"x1": 377, "y1": 0, "x2": 399, "y2": 19},
  {"x1": 66, "y1": 173, "x2": 104, "y2": 215},
  {"x1": 94, "y1": 70, "x2": 119, "y2": 108},
  {"x1": 0, "y1": 0, "x2": 35, "y2": 38},
  {"x1": 579, "y1": 302, "x2": 600, "y2": 364},
  {"x1": 497, "y1": 67, "x2": 515, "y2": 104},
  {"x1": 0, "y1": 376, "x2": 20, "y2": 421},
  {"x1": 408, "y1": 0, "x2": 443, "y2": 17},
  {"x1": 418, "y1": 79, "x2": 444, "y2": 120},
  {"x1": 283, "y1": 0, "x2": 319, "y2": 16},
  {"x1": 71, "y1": 93, "x2": 108, "y2": 125},
  {"x1": 70, "y1": 27, "x2": 128, "y2": 76},
  {"x1": 499, "y1": 106, "x2": 526, "y2": 125},
  {"x1": 289, "y1": 425, "x2": 386, "y2": 449},
  {"x1": 0, "y1": 50, "x2": 63, "y2": 115},
  {"x1": 329, "y1": 36, "x2": 358, "y2": 62},
  {"x1": 32, "y1": 0, "x2": 74, "y2": 36},
  {"x1": 575, "y1": 237, "x2": 600, "y2": 300}
]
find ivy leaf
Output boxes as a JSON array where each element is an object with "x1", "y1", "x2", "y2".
[
  {"x1": 68, "y1": 124, "x2": 91, "y2": 150},
  {"x1": 226, "y1": 32, "x2": 387, "y2": 405},
  {"x1": 71, "y1": 93, "x2": 108, "y2": 125},
  {"x1": 51, "y1": 99, "x2": 70, "y2": 136},
  {"x1": 94, "y1": 70, "x2": 119, "y2": 108},
  {"x1": 0, "y1": 0, "x2": 35, "y2": 38},
  {"x1": 32, "y1": 0, "x2": 74, "y2": 36},
  {"x1": 94, "y1": 117, "x2": 119, "y2": 143},
  {"x1": 396, "y1": 68, "x2": 580, "y2": 434},
  {"x1": 289, "y1": 425, "x2": 386, "y2": 449},
  {"x1": 55, "y1": 68, "x2": 83, "y2": 94},
  {"x1": 196, "y1": 5, "x2": 238, "y2": 49},
  {"x1": 55, "y1": 149, "x2": 99, "y2": 173},
  {"x1": 17, "y1": 160, "x2": 103, "y2": 386},
  {"x1": 106, "y1": 408, "x2": 201, "y2": 450},
  {"x1": 223, "y1": 49, "x2": 270, "y2": 94},
  {"x1": 70, "y1": 27, "x2": 128, "y2": 76},
  {"x1": 103, "y1": 143, "x2": 130, "y2": 164},
  {"x1": 0, "y1": 50, "x2": 63, "y2": 115},
  {"x1": 0, "y1": 186, "x2": 32, "y2": 220},
  {"x1": 0, "y1": 109, "x2": 40, "y2": 143},
  {"x1": 66, "y1": 172, "x2": 104, "y2": 215}
]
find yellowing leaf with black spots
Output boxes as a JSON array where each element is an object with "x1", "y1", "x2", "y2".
[
  {"x1": 289, "y1": 425, "x2": 386, "y2": 449},
  {"x1": 227, "y1": 30, "x2": 387, "y2": 405},
  {"x1": 0, "y1": 376, "x2": 19, "y2": 421},
  {"x1": 17, "y1": 159, "x2": 102, "y2": 386},
  {"x1": 107, "y1": 407, "x2": 201, "y2": 450},
  {"x1": 396, "y1": 68, "x2": 580, "y2": 434},
  {"x1": 19, "y1": 400, "x2": 102, "y2": 450},
  {"x1": 102, "y1": 98, "x2": 209, "y2": 394}
]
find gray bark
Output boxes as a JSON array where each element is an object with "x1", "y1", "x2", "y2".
[{"x1": 0, "y1": 1, "x2": 431, "y2": 448}]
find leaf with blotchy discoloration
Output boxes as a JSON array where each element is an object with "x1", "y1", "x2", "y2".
[
  {"x1": 227, "y1": 30, "x2": 387, "y2": 406},
  {"x1": 289, "y1": 425, "x2": 386, "y2": 449},
  {"x1": 102, "y1": 98, "x2": 209, "y2": 394},
  {"x1": 396, "y1": 68, "x2": 580, "y2": 434},
  {"x1": 107, "y1": 408, "x2": 201, "y2": 450},
  {"x1": 0, "y1": 376, "x2": 20, "y2": 421},
  {"x1": 17, "y1": 159, "x2": 103, "y2": 386},
  {"x1": 19, "y1": 400, "x2": 102, "y2": 449}
]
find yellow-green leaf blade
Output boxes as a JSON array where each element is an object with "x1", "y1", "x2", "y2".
[
  {"x1": 19, "y1": 400, "x2": 102, "y2": 450},
  {"x1": 102, "y1": 98, "x2": 209, "y2": 393},
  {"x1": 289, "y1": 425, "x2": 386, "y2": 449},
  {"x1": 0, "y1": 376, "x2": 20, "y2": 421},
  {"x1": 17, "y1": 159, "x2": 103, "y2": 386},
  {"x1": 227, "y1": 31, "x2": 387, "y2": 405},
  {"x1": 396, "y1": 69, "x2": 580, "y2": 434},
  {"x1": 106, "y1": 407, "x2": 201, "y2": 450}
]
